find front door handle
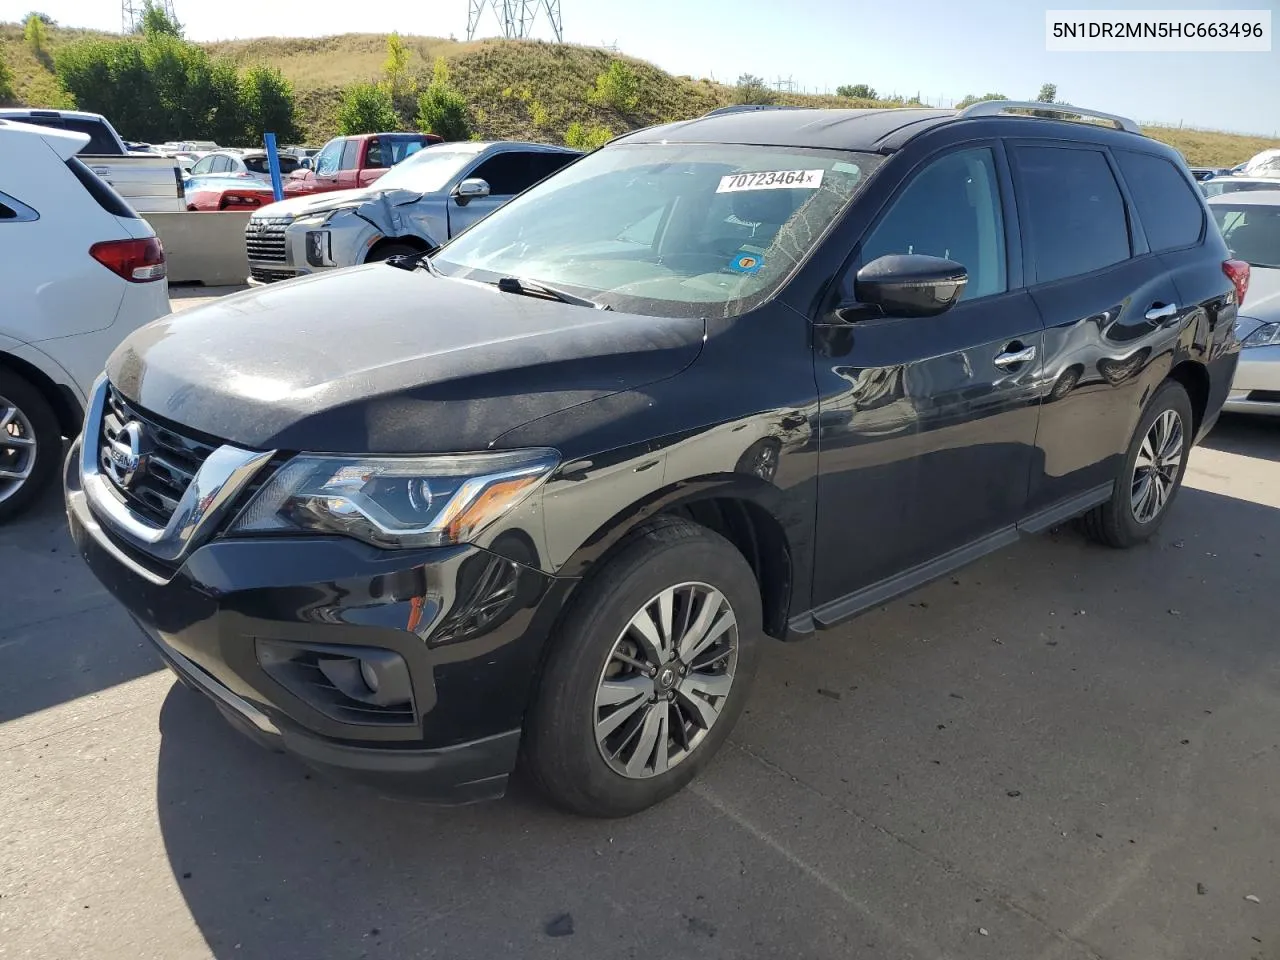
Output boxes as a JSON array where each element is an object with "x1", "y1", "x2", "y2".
[
  {"x1": 1145, "y1": 302, "x2": 1179, "y2": 322},
  {"x1": 993, "y1": 344, "x2": 1036, "y2": 369}
]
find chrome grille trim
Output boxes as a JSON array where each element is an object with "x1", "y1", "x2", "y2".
[
  {"x1": 244, "y1": 216, "x2": 291, "y2": 263},
  {"x1": 80, "y1": 377, "x2": 277, "y2": 565}
]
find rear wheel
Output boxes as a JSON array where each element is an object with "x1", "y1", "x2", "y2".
[
  {"x1": 1081, "y1": 380, "x2": 1193, "y2": 548},
  {"x1": 0, "y1": 371, "x2": 60, "y2": 523},
  {"x1": 522, "y1": 518, "x2": 760, "y2": 817}
]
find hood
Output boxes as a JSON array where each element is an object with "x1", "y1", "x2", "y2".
[
  {"x1": 106, "y1": 264, "x2": 705, "y2": 454},
  {"x1": 1241, "y1": 266, "x2": 1280, "y2": 322},
  {"x1": 256, "y1": 188, "x2": 371, "y2": 218}
]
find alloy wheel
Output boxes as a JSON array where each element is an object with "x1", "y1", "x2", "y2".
[
  {"x1": 594, "y1": 582, "x2": 738, "y2": 779},
  {"x1": 0, "y1": 395, "x2": 37, "y2": 505},
  {"x1": 1130, "y1": 409, "x2": 1184, "y2": 524}
]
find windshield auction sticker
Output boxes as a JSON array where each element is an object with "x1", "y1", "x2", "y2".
[{"x1": 717, "y1": 170, "x2": 825, "y2": 193}]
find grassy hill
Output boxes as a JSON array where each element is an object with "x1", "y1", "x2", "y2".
[{"x1": 3, "y1": 22, "x2": 1277, "y2": 166}]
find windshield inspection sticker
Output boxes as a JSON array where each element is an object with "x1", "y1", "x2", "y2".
[
  {"x1": 717, "y1": 169, "x2": 824, "y2": 193},
  {"x1": 729, "y1": 251, "x2": 765, "y2": 274}
]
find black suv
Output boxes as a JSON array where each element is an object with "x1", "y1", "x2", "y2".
[{"x1": 66, "y1": 102, "x2": 1245, "y2": 817}]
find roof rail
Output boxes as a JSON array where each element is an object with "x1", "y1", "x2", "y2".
[
  {"x1": 958, "y1": 100, "x2": 1140, "y2": 134},
  {"x1": 701, "y1": 105, "x2": 802, "y2": 118}
]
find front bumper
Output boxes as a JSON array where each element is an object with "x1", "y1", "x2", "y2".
[
  {"x1": 1223, "y1": 345, "x2": 1280, "y2": 415},
  {"x1": 65, "y1": 443, "x2": 569, "y2": 803}
]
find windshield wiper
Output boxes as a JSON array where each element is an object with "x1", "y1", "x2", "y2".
[{"x1": 496, "y1": 275, "x2": 611, "y2": 310}]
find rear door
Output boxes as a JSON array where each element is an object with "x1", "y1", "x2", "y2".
[
  {"x1": 1009, "y1": 142, "x2": 1183, "y2": 513},
  {"x1": 811, "y1": 142, "x2": 1044, "y2": 612}
]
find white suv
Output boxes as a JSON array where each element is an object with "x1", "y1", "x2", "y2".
[{"x1": 0, "y1": 119, "x2": 170, "y2": 521}]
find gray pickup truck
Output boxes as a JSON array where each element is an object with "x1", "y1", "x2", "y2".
[{"x1": 0, "y1": 109, "x2": 185, "y2": 213}]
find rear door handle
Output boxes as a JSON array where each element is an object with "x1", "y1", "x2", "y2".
[
  {"x1": 1145, "y1": 302, "x2": 1179, "y2": 322},
  {"x1": 993, "y1": 344, "x2": 1036, "y2": 369}
]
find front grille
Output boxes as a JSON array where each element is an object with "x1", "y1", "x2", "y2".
[
  {"x1": 99, "y1": 386, "x2": 218, "y2": 527},
  {"x1": 249, "y1": 266, "x2": 294, "y2": 284},
  {"x1": 244, "y1": 216, "x2": 290, "y2": 263}
]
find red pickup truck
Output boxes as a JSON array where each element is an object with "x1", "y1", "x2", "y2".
[{"x1": 284, "y1": 132, "x2": 443, "y2": 196}]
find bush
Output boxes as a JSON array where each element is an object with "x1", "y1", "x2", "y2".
[
  {"x1": 565, "y1": 121, "x2": 612, "y2": 151},
  {"x1": 733, "y1": 73, "x2": 775, "y2": 106},
  {"x1": 415, "y1": 56, "x2": 470, "y2": 141},
  {"x1": 529, "y1": 98, "x2": 550, "y2": 129},
  {"x1": 588, "y1": 59, "x2": 640, "y2": 111},
  {"x1": 836, "y1": 83, "x2": 876, "y2": 99},
  {"x1": 956, "y1": 92, "x2": 1008, "y2": 109},
  {"x1": 0, "y1": 54, "x2": 14, "y2": 106},
  {"x1": 336, "y1": 82, "x2": 400, "y2": 135},
  {"x1": 240, "y1": 65, "x2": 300, "y2": 143},
  {"x1": 136, "y1": 0, "x2": 182, "y2": 38}
]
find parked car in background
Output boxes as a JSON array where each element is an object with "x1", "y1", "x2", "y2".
[
  {"x1": 68, "y1": 101, "x2": 1241, "y2": 816},
  {"x1": 186, "y1": 177, "x2": 278, "y2": 212},
  {"x1": 185, "y1": 150, "x2": 302, "y2": 191},
  {"x1": 245, "y1": 141, "x2": 579, "y2": 283},
  {"x1": 0, "y1": 118, "x2": 169, "y2": 522},
  {"x1": 0, "y1": 109, "x2": 185, "y2": 213},
  {"x1": 1202, "y1": 176, "x2": 1280, "y2": 198},
  {"x1": 282, "y1": 132, "x2": 443, "y2": 197},
  {"x1": 1210, "y1": 191, "x2": 1280, "y2": 416},
  {"x1": 1189, "y1": 166, "x2": 1232, "y2": 181}
]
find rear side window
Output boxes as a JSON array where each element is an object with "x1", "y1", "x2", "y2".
[
  {"x1": 65, "y1": 158, "x2": 139, "y2": 219},
  {"x1": 1013, "y1": 146, "x2": 1130, "y2": 284},
  {"x1": 1115, "y1": 151, "x2": 1204, "y2": 251}
]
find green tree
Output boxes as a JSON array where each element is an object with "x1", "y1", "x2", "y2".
[
  {"x1": 955, "y1": 92, "x2": 1008, "y2": 109},
  {"x1": 836, "y1": 83, "x2": 876, "y2": 100},
  {"x1": 733, "y1": 73, "x2": 775, "y2": 106},
  {"x1": 1032, "y1": 82, "x2": 1058, "y2": 118},
  {"x1": 336, "y1": 82, "x2": 399, "y2": 135},
  {"x1": 588, "y1": 59, "x2": 640, "y2": 111},
  {"x1": 23, "y1": 11, "x2": 49, "y2": 63},
  {"x1": 564, "y1": 121, "x2": 612, "y2": 151},
  {"x1": 416, "y1": 57, "x2": 470, "y2": 141},
  {"x1": 137, "y1": 0, "x2": 183, "y2": 37},
  {"x1": 239, "y1": 65, "x2": 300, "y2": 143},
  {"x1": 0, "y1": 53, "x2": 15, "y2": 106},
  {"x1": 382, "y1": 32, "x2": 415, "y2": 106}
]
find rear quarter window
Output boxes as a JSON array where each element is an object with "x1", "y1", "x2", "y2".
[
  {"x1": 1115, "y1": 150, "x2": 1204, "y2": 251},
  {"x1": 65, "y1": 158, "x2": 139, "y2": 219}
]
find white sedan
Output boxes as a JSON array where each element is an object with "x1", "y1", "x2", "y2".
[{"x1": 1210, "y1": 191, "x2": 1280, "y2": 416}]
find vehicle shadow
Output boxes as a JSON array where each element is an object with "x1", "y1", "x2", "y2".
[
  {"x1": 154, "y1": 479, "x2": 1280, "y2": 960},
  {"x1": 1201, "y1": 412, "x2": 1280, "y2": 462}
]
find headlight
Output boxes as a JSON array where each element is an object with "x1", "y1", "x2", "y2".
[
  {"x1": 1239, "y1": 320, "x2": 1280, "y2": 348},
  {"x1": 229, "y1": 449, "x2": 559, "y2": 548}
]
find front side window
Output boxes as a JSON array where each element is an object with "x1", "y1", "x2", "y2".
[
  {"x1": 433, "y1": 142, "x2": 880, "y2": 318},
  {"x1": 859, "y1": 147, "x2": 1006, "y2": 300},
  {"x1": 1115, "y1": 150, "x2": 1204, "y2": 251},
  {"x1": 314, "y1": 140, "x2": 342, "y2": 177},
  {"x1": 1213, "y1": 203, "x2": 1280, "y2": 268},
  {"x1": 468, "y1": 152, "x2": 539, "y2": 196},
  {"x1": 1014, "y1": 145, "x2": 1130, "y2": 284}
]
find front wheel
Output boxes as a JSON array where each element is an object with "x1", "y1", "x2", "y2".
[
  {"x1": 1081, "y1": 380, "x2": 1193, "y2": 548},
  {"x1": 522, "y1": 518, "x2": 761, "y2": 817}
]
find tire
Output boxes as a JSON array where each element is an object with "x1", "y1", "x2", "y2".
[
  {"x1": 1081, "y1": 380, "x2": 1193, "y2": 548},
  {"x1": 0, "y1": 370, "x2": 61, "y2": 523},
  {"x1": 522, "y1": 517, "x2": 761, "y2": 817},
  {"x1": 366, "y1": 242, "x2": 427, "y2": 264}
]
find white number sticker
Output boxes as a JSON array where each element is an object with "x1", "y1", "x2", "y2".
[{"x1": 716, "y1": 169, "x2": 824, "y2": 193}]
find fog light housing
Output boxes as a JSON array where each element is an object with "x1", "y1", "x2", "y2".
[
  {"x1": 305, "y1": 230, "x2": 331, "y2": 267},
  {"x1": 256, "y1": 639, "x2": 415, "y2": 725}
]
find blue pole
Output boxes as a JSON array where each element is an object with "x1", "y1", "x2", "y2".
[{"x1": 264, "y1": 132, "x2": 284, "y2": 202}]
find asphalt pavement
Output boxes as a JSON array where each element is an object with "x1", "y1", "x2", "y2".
[{"x1": 2, "y1": 342, "x2": 1277, "y2": 959}]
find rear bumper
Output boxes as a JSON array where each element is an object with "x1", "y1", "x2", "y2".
[
  {"x1": 65, "y1": 441, "x2": 568, "y2": 804},
  {"x1": 1224, "y1": 346, "x2": 1280, "y2": 415}
]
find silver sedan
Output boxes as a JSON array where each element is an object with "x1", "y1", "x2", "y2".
[
  {"x1": 245, "y1": 141, "x2": 581, "y2": 285},
  {"x1": 1210, "y1": 191, "x2": 1280, "y2": 416}
]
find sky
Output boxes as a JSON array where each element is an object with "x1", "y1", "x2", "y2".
[{"x1": 3, "y1": 0, "x2": 1277, "y2": 135}]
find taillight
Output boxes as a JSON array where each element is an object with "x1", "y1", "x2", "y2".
[
  {"x1": 1223, "y1": 259, "x2": 1250, "y2": 307},
  {"x1": 89, "y1": 237, "x2": 167, "y2": 282}
]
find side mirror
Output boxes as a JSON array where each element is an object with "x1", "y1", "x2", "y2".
[
  {"x1": 453, "y1": 178, "x2": 491, "y2": 204},
  {"x1": 846, "y1": 254, "x2": 967, "y2": 319}
]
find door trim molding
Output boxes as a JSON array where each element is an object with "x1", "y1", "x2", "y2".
[{"x1": 786, "y1": 482, "x2": 1114, "y2": 639}]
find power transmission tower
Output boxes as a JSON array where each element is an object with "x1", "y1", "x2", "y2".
[
  {"x1": 467, "y1": 0, "x2": 563, "y2": 42},
  {"x1": 122, "y1": 0, "x2": 178, "y2": 33}
]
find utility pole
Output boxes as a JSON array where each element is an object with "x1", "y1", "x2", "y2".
[{"x1": 467, "y1": 0, "x2": 563, "y2": 42}]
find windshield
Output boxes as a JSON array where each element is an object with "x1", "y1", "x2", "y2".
[
  {"x1": 432, "y1": 142, "x2": 881, "y2": 318},
  {"x1": 1214, "y1": 203, "x2": 1280, "y2": 268},
  {"x1": 375, "y1": 144, "x2": 486, "y2": 193}
]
